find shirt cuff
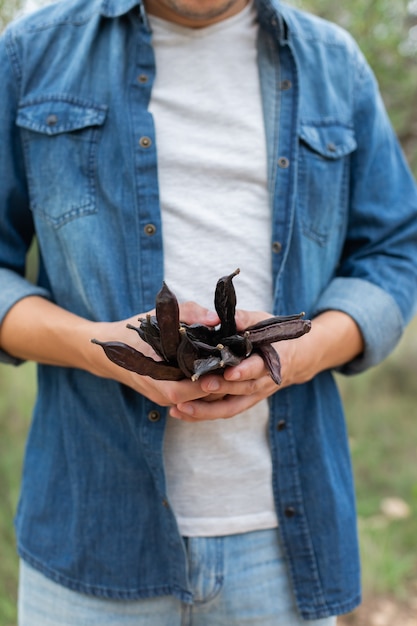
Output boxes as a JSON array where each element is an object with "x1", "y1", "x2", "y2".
[{"x1": 313, "y1": 277, "x2": 404, "y2": 374}]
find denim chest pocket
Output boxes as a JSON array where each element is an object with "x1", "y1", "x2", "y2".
[
  {"x1": 297, "y1": 123, "x2": 357, "y2": 246},
  {"x1": 16, "y1": 97, "x2": 108, "y2": 228}
]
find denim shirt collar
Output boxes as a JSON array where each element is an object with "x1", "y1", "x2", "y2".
[
  {"x1": 255, "y1": 0, "x2": 288, "y2": 42},
  {"x1": 100, "y1": 0, "x2": 140, "y2": 17},
  {"x1": 100, "y1": 0, "x2": 288, "y2": 41},
  {"x1": 100, "y1": 0, "x2": 152, "y2": 32}
]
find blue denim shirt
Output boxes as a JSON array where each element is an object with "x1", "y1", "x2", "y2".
[{"x1": 1, "y1": 0, "x2": 417, "y2": 619}]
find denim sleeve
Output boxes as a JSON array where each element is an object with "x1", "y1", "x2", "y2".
[
  {"x1": 313, "y1": 277, "x2": 405, "y2": 374},
  {"x1": 314, "y1": 49, "x2": 417, "y2": 374},
  {"x1": 0, "y1": 30, "x2": 51, "y2": 365}
]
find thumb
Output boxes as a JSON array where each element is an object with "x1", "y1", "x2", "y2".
[{"x1": 235, "y1": 308, "x2": 271, "y2": 331}]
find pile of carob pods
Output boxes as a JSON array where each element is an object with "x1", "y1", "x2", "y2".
[{"x1": 92, "y1": 269, "x2": 311, "y2": 385}]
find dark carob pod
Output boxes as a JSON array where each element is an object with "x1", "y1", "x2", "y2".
[
  {"x1": 214, "y1": 268, "x2": 240, "y2": 337},
  {"x1": 91, "y1": 270, "x2": 312, "y2": 385},
  {"x1": 218, "y1": 344, "x2": 244, "y2": 368},
  {"x1": 156, "y1": 282, "x2": 181, "y2": 362},
  {"x1": 127, "y1": 314, "x2": 164, "y2": 358},
  {"x1": 191, "y1": 355, "x2": 224, "y2": 381},
  {"x1": 221, "y1": 333, "x2": 252, "y2": 358},
  {"x1": 91, "y1": 339, "x2": 184, "y2": 380},
  {"x1": 245, "y1": 316, "x2": 311, "y2": 345},
  {"x1": 255, "y1": 343, "x2": 282, "y2": 385},
  {"x1": 180, "y1": 322, "x2": 219, "y2": 345},
  {"x1": 176, "y1": 327, "x2": 200, "y2": 378}
]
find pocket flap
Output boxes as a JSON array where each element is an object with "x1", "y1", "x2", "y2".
[
  {"x1": 299, "y1": 123, "x2": 357, "y2": 159},
  {"x1": 16, "y1": 97, "x2": 107, "y2": 135}
]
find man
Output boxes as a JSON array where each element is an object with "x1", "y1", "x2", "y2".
[{"x1": 0, "y1": 0, "x2": 416, "y2": 623}]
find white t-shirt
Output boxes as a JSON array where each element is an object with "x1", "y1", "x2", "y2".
[{"x1": 148, "y1": 2, "x2": 278, "y2": 536}]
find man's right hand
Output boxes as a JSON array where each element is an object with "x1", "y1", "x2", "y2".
[{"x1": 0, "y1": 295, "x2": 221, "y2": 407}]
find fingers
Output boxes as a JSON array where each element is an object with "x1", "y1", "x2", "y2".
[
  {"x1": 103, "y1": 307, "x2": 296, "y2": 413},
  {"x1": 169, "y1": 390, "x2": 266, "y2": 422},
  {"x1": 125, "y1": 373, "x2": 212, "y2": 407},
  {"x1": 223, "y1": 351, "x2": 265, "y2": 381},
  {"x1": 169, "y1": 394, "x2": 249, "y2": 421},
  {"x1": 179, "y1": 303, "x2": 271, "y2": 330},
  {"x1": 179, "y1": 301, "x2": 219, "y2": 327},
  {"x1": 168, "y1": 354, "x2": 279, "y2": 421},
  {"x1": 93, "y1": 305, "x2": 222, "y2": 406}
]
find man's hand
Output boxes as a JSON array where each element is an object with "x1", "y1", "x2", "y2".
[
  {"x1": 0, "y1": 296, "x2": 221, "y2": 408},
  {"x1": 0, "y1": 298, "x2": 363, "y2": 418},
  {"x1": 168, "y1": 308, "x2": 364, "y2": 421},
  {"x1": 90, "y1": 301, "x2": 222, "y2": 406}
]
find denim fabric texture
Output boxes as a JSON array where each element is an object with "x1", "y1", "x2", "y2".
[
  {"x1": 1, "y1": 0, "x2": 417, "y2": 620},
  {"x1": 18, "y1": 529, "x2": 337, "y2": 626}
]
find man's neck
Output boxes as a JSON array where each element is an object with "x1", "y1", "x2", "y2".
[{"x1": 144, "y1": 0, "x2": 250, "y2": 29}]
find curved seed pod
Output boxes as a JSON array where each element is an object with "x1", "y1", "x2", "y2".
[
  {"x1": 214, "y1": 268, "x2": 240, "y2": 337},
  {"x1": 91, "y1": 339, "x2": 184, "y2": 380},
  {"x1": 255, "y1": 343, "x2": 282, "y2": 385},
  {"x1": 126, "y1": 319, "x2": 164, "y2": 359},
  {"x1": 187, "y1": 337, "x2": 222, "y2": 356},
  {"x1": 176, "y1": 328, "x2": 199, "y2": 378},
  {"x1": 219, "y1": 345, "x2": 244, "y2": 368},
  {"x1": 245, "y1": 318, "x2": 311, "y2": 345},
  {"x1": 126, "y1": 323, "x2": 142, "y2": 336},
  {"x1": 156, "y1": 282, "x2": 180, "y2": 362},
  {"x1": 134, "y1": 314, "x2": 164, "y2": 358},
  {"x1": 221, "y1": 334, "x2": 252, "y2": 357},
  {"x1": 191, "y1": 355, "x2": 223, "y2": 381},
  {"x1": 93, "y1": 271, "x2": 312, "y2": 383},
  {"x1": 181, "y1": 322, "x2": 219, "y2": 345},
  {"x1": 244, "y1": 312, "x2": 306, "y2": 332}
]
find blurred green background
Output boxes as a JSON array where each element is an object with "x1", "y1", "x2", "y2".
[{"x1": 1, "y1": 0, "x2": 417, "y2": 624}]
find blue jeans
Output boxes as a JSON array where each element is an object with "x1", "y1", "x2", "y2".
[{"x1": 18, "y1": 529, "x2": 337, "y2": 625}]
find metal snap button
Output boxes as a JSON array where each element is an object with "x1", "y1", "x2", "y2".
[
  {"x1": 272, "y1": 241, "x2": 282, "y2": 254},
  {"x1": 278, "y1": 157, "x2": 290, "y2": 169},
  {"x1": 148, "y1": 410, "x2": 160, "y2": 422},
  {"x1": 277, "y1": 419, "x2": 286, "y2": 431},
  {"x1": 137, "y1": 74, "x2": 148, "y2": 83},
  {"x1": 144, "y1": 223, "x2": 156, "y2": 236},
  {"x1": 280, "y1": 79, "x2": 292, "y2": 91},
  {"x1": 46, "y1": 114, "x2": 58, "y2": 126},
  {"x1": 285, "y1": 506, "x2": 296, "y2": 518},
  {"x1": 139, "y1": 136, "x2": 152, "y2": 148}
]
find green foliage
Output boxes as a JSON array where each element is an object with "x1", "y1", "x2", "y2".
[
  {"x1": 337, "y1": 317, "x2": 417, "y2": 597},
  {"x1": 0, "y1": 0, "x2": 25, "y2": 32},
  {"x1": 0, "y1": 362, "x2": 35, "y2": 626}
]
